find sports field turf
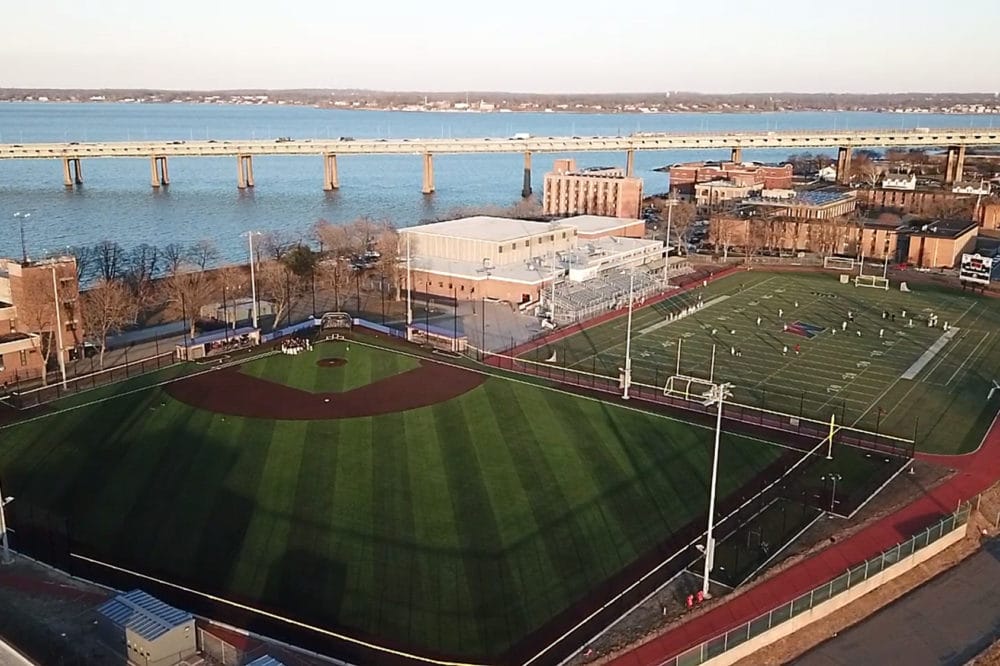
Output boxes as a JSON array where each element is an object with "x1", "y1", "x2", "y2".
[
  {"x1": 0, "y1": 340, "x2": 790, "y2": 660},
  {"x1": 532, "y1": 271, "x2": 1000, "y2": 455}
]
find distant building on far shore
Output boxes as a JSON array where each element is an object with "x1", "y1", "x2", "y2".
[{"x1": 543, "y1": 159, "x2": 643, "y2": 219}]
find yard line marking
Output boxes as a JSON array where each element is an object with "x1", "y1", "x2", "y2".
[
  {"x1": 901, "y1": 328, "x2": 961, "y2": 380},
  {"x1": 946, "y1": 332, "x2": 991, "y2": 386}
]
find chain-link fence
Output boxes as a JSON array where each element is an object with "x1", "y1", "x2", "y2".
[
  {"x1": 668, "y1": 503, "x2": 971, "y2": 666},
  {"x1": 5, "y1": 351, "x2": 175, "y2": 410}
]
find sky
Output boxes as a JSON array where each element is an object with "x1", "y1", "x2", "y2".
[{"x1": 2, "y1": 0, "x2": 999, "y2": 93}]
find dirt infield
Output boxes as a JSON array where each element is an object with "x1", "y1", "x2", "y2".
[
  {"x1": 316, "y1": 357, "x2": 348, "y2": 368},
  {"x1": 165, "y1": 359, "x2": 486, "y2": 419}
]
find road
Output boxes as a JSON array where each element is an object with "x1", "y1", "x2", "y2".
[
  {"x1": 795, "y1": 538, "x2": 1000, "y2": 666},
  {"x1": 0, "y1": 639, "x2": 33, "y2": 666}
]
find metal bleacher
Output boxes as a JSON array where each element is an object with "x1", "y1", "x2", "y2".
[{"x1": 549, "y1": 268, "x2": 669, "y2": 324}]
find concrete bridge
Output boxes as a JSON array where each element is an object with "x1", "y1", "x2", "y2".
[{"x1": 2, "y1": 127, "x2": 998, "y2": 195}]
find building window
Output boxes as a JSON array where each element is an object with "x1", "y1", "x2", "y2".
[
  {"x1": 498, "y1": 246, "x2": 503, "y2": 254},
  {"x1": 19, "y1": 350, "x2": 27, "y2": 366},
  {"x1": 512, "y1": 243, "x2": 516, "y2": 250},
  {"x1": 460, "y1": 285, "x2": 465, "y2": 291},
  {"x1": 470, "y1": 287, "x2": 475, "y2": 294},
  {"x1": 438, "y1": 281, "x2": 443, "y2": 288}
]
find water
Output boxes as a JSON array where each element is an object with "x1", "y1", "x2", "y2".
[{"x1": 0, "y1": 103, "x2": 995, "y2": 262}]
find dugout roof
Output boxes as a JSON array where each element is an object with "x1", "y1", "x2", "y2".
[{"x1": 96, "y1": 589, "x2": 192, "y2": 642}]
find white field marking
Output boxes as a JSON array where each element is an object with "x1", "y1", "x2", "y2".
[
  {"x1": 738, "y1": 511, "x2": 825, "y2": 586},
  {"x1": 636, "y1": 295, "x2": 731, "y2": 336},
  {"x1": 846, "y1": 459, "x2": 914, "y2": 520},
  {"x1": 901, "y1": 328, "x2": 961, "y2": 380},
  {"x1": 568, "y1": 275, "x2": 782, "y2": 366},
  {"x1": 856, "y1": 308, "x2": 990, "y2": 426},
  {"x1": 946, "y1": 332, "x2": 992, "y2": 386},
  {"x1": 69, "y1": 553, "x2": 487, "y2": 666}
]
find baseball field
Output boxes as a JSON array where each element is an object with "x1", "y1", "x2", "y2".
[
  {"x1": 526, "y1": 270, "x2": 1000, "y2": 455},
  {"x1": 0, "y1": 338, "x2": 802, "y2": 661}
]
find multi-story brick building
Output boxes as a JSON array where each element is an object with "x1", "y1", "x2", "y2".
[
  {"x1": 0, "y1": 256, "x2": 83, "y2": 387},
  {"x1": 543, "y1": 159, "x2": 643, "y2": 219},
  {"x1": 668, "y1": 161, "x2": 793, "y2": 198}
]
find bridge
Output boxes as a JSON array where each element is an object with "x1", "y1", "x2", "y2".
[{"x1": 2, "y1": 127, "x2": 998, "y2": 195}]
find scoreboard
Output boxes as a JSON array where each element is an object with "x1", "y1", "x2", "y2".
[{"x1": 960, "y1": 253, "x2": 995, "y2": 286}]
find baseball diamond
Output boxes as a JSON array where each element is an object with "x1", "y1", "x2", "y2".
[{"x1": 0, "y1": 335, "x2": 809, "y2": 662}]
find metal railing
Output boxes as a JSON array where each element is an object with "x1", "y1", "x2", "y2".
[{"x1": 667, "y1": 503, "x2": 971, "y2": 666}]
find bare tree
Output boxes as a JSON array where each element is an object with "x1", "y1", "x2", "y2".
[
  {"x1": 925, "y1": 196, "x2": 975, "y2": 220},
  {"x1": 81, "y1": 278, "x2": 136, "y2": 367},
  {"x1": 255, "y1": 259, "x2": 301, "y2": 327},
  {"x1": 93, "y1": 241, "x2": 124, "y2": 282},
  {"x1": 314, "y1": 220, "x2": 355, "y2": 311},
  {"x1": 162, "y1": 243, "x2": 187, "y2": 275},
  {"x1": 663, "y1": 201, "x2": 697, "y2": 250},
  {"x1": 160, "y1": 243, "x2": 218, "y2": 339},
  {"x1": 372, "y1": 221, "x2": 402, "y2": 300},
  {"x1": 66, "y1": 246, "x2": 95, "y2": 285},
  {"x1": 707, "y1": 215, "x2": 740, "y2": 260},
  {"x1": 122, "y1": 244, "x2": 161, "y2": 317},
  {"x1": 15, "y1": 270, "x2": 57, "y2": 385}
]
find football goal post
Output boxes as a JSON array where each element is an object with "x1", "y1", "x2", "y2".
[
  {"x1": 664, "y1": 374, "x2": 717, "y2": 400},
  {"x1": 823, "y1": 256, "x2": 856, "y2": 271},
  {"x1": 854, "y1": 274, "x2": 889, "y2": 290}
]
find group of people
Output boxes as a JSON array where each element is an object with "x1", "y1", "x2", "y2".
[
  {"x1": 280, "y1": 337, "x2": 313, "y2": 356},
  {"x1": 205, "y1": 333, "x2": 253, "y2": 354}
]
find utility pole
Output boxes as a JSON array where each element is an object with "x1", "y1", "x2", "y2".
[
  {"x1": 51, "y1": 266, "x2": 67, "y2": 388},
  {"x1": 700, "y1": 381, "x2": 733, "y2": 598}
]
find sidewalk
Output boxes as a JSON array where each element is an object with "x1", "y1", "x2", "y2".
[{"x1": 606, "y1": 412, "x2": 1000, "y2": 666}]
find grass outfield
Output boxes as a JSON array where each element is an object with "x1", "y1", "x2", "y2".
[
  {"x1": 532, "y1": 271, "x2": 1000, "y2": 455},
  {"x1": 0, "y1": 341, "x2": 789, "y2": 659}
]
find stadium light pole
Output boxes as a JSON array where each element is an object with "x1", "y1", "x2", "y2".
[
  {"x1": 663, "y1": 195, "x2": 674, "y2": 290},
  {"x1": 405, "y1": 234, "x2": 413, "y2": 340},
  {"x1": 622, "y1": 270, "x2": 636, "y2": 400},
  {"x1": 244, "y1": 231, "x2": 262, "y2": 329},
  {"x1": 50, "y1": 266, "x2": 68, "y2": 389},
  {"x1": 700, "y1": 381, "x2": 733, "y2": 598},
  {"x1": 13, "y1": 212, "x2": 30, "y2": 264},
  {"x1": 0, "y1": 481, "x2": 13, "y2": 565}
]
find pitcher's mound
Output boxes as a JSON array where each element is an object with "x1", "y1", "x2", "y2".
[{"x1": 317, "y1": 358, "x2": 348, "y2": 368}]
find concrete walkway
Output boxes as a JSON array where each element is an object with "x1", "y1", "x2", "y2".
[{"x1": 795, "y1": 538, "x2": 1000, "y2": 666}]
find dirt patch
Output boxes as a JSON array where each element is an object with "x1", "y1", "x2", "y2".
[
  {"x1": 316, "y1": 357, "x2": 348, "y2": 368},
  {"x1": 165, "y1": 358, "x2": 486, "y2": 419}
]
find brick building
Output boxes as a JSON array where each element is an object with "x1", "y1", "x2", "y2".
[
  {"x1": 668, "y1": 161, "x2": 793, "y2": 198},
  {"x1": 0, "y1": 256, "x2": 82, "y2": 386},
  {"x1": 744, "y1": 189, "x2": 858, "y2": 220},
  {"x1": 543, "y1": 159, "x2": 643, "y2": 219}
]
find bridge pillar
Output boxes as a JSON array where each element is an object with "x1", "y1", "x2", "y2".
[
  {"x1": 522, "y1": 151, "x2": 532, "y2": 198},
  {"x1": 62, "y1": 158, "x2": 83, "y2": 187},
  {"x1": 943, "y1": 145, "x2": 966, "y2": 184},
  {"x1": 731, "y1": 147, "x2": 743, "y2": 163},
  {"x1": 836, "y1": 146, "x2": 853, "y2": 185},
  {"x1": 625, "y1": 149, "x2": 635, "y2": 177},
  {"x1": 237, "y1": 154, "x2": 255, "y2": 189},
  {"x1": 322, "y1": 153, "x2": 340, "y2": 191},
  {"x1": 150, "y1": 156, "x2": 169, "y2": 187},
  {"x1": 422, "y1": 153, "x2": 435, "y2": 194}
]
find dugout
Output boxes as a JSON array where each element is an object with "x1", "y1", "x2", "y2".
[
  {"x1": 175, "y1": 326, "x2": 260, "y2": 361},
  {"x1": 408, "y1": 322, "x2": 468, "y2": 353}
]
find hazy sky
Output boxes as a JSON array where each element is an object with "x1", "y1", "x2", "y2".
[{"x1": 3, "y1": 0, "x2": 999, "y2": 93}]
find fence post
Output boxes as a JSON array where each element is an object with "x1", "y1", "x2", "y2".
[{"x1": 846, "y1": 567, "x2": 851, "y2": 589}]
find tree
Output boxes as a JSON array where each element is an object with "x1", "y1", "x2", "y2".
[
  {"x1": 122, "y1": 243, "x2": 161, "y2": 318},
  {"x1": 282, "y1": 243, "x2": 321, "y2": 316},
  {"x1": 373, "y1": 221, "x2": 402, "y2": 301},
  {"x1": 81, "y1": 278, "x2": 136, "y2": 368},
  {"x1": 15, "y1": 270, "x2": 58, "y2": 385},
  {"x1": 93, "y1": 241, "x2": 124, "y2": 282},
  {"x1": 160, "y1": 242, "x2": 218, "y2": 339},
  {"x1": 162, "y1": 243, "x2": 186, "y2": 275},
  {"x1": 855, "y1": 160, "x2": 884, "y2": 188},
  {"x1": 66, "y1": 245, "x2": 95, "y2": 285},
  {"x1": 925, "y1": 196, "x2": 975, "y2": 221},
  {"x1": 662, "y1": 200, "x2": 697, "y2": 251},
  {"x1": 707, "y1": 215, "x2": 740, "y2": 260},
  {"x1": 255, "y1": 258, "x2": 300, "y2": 327},
  {"x1": 314, "y1": 220, "x2": 355, "y2": 312}
]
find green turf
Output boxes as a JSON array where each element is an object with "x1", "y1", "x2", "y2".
[
  {"x1": 534, "y1": 271, "x2": 1000, "y2": 454},
  {"x1": 240, "y1": 340, "x2": 420, "y2": 393},
  {"x1": 0, "y1": 341, "x2": 787, "y2": 659}
]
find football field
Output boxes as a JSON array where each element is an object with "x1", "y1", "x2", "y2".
[
  {"x1": 0, "y1": 339, "x2": 797, "y2": 661},
  {"x1": 528, "y1": 271, "x2": 1000, "y2": 455}
]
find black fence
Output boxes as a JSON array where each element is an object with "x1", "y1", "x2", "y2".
[{"x1": 5, "y1": 352, "x2": 175, "y2": 410}]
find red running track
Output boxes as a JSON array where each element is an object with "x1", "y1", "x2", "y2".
[{"x1": 607, "y1": 411, "x2": 1000, "y2": 666}]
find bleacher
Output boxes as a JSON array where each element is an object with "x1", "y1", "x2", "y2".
[{"x1": 549, "y1": 268, "x2": 672, "y2": 324}]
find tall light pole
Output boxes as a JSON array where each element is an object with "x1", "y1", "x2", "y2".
[
  {"x1": 622, "y1": 270, "x2": 636, "y2": 400},
  {"x1": 822, "y1": 473, "x2": 843, "y2": 513},
  {"x1": 244, "y1": 231, "x2": 261, "y2": 329},
  {"x1": 405, "y1": 233, "x2": 413, "y2": 340},
  {"x1": 0, "y1": 481, "x2": 14, "y2": 565},
  {"x1": 50, "y1": 267, "x2": 68, "y2": 389},
  {"x1": 13, "y1": 212, "x2": 29, "y2": 264},
  {"x1": 700, "y1": 381, "x2": 733, "y2": 598},
  {"x1": 663, "y1": 195, "x2": 674, "y2": 290}
]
